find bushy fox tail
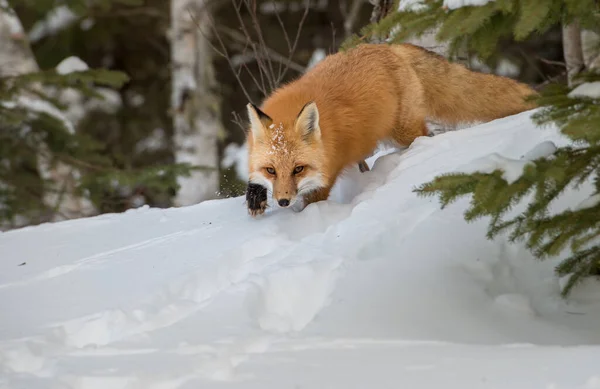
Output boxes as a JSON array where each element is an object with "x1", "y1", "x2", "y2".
[{"x1": 394, "y1": 44, "x2": 538, "y2": 126}]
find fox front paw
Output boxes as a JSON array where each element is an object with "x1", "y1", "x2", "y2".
[{"x1": 246, "y1": 183, "x2": 268, "y2": 217}]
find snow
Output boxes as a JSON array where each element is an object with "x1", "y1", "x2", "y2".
[
  {"x1": 306, "y1": 48, "x2": 326, "y2": 70},
  {"x1": 135, "y1": 128, "x2": 167, "y2": 154},
  {"x1": 456, "y1": 153, "x2": 531, "y2": 183},
  {"x1": 568, "y1": 82, "x2": 600, "y2": 99},
  {"x1": 521, "y1": 140, "x2": 558, "y2": 160},
  {"x1": 57, "y1": 87, "x2": 122, "y2": 126},
  {"x1": 0, "y1": 0, "x2": 25, "y2": 36},
  {"x1": 401, "y1": 0, "x2": 496, "y2": 12},
  {"x1": 454, "y1": 140, "x2": 558, "y2": 183},
  {"x1": 28, "y1": 5, "x2": 78, "y2": 43},
  {"x1": 56, "y1": 56, "x2": 89, "y2": 75},
  {"x1": 398, "y1": 0, "x2": 427, "y2": 12},
  {"x1": 2, "y1": 110, "x2": 600, "y2": 388},
  {"x1": 443, "y1": 0, "x2": 494, "y2": 9},
  {"x1": 80, "y1": 18, "x2": 95, "y2": 31},
  {"x1": 1, "y1": 95, "x2": 75, "y2": 134},
  {"x1": 259, "y1": 0, "x2": 327, "y2": 14},
  {"x1": 266, "y1": 122, "x2": 290, "y2": 155},
  {"x1": 496, "y1": 58, "x2": 521, "y2": 78},
  {"x1": 575, "y1": 194, "x2": 600, "y2": 211},
  {"x1": 222, "y1": 142, "x2": 249, "y2": 182}
]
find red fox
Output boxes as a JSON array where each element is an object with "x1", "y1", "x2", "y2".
[{"x1": 244, "y1": 43, "x2": 538, "y2": 216}]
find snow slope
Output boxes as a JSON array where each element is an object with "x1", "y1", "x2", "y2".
[{"x1": 2, "y1": 110, "x2": 600, "y2": 389}]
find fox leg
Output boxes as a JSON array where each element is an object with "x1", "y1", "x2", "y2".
[
  {"x1": 358, "y1": 160, "x2": 370, "y2": 172},
  {"x1": 295, "y1": 186, "x2": 332, "y2": 211},
  {"x1": 246, "y1": 182, "x2": 268, "y2": 217},
  {"x1": 391, "y1": 112, "x2": 428, "y2": 147}
]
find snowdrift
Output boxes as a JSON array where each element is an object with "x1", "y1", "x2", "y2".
[{"x1": 2, "y1": 110, "x2": 600, "y2": 389}]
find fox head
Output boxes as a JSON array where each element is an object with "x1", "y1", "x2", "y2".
[{"x1": 246, "y1": 101, "x2": 326, "y2": 209}]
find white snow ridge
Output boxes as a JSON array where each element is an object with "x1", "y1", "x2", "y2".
[{"x1": 2, "y1": 110, "x2": 600, "y2": 389}]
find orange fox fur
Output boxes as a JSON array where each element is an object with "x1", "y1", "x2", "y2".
[{"x1": 244, "y1": 43, "x2": 538, "y2": 216}]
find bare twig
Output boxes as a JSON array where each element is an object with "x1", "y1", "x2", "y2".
[
  {"x1": 330, "y1": 22, "x2": 337, "y2": 54},
  {"x1": 277, "y1": 0, "x2": 310, "y2": 84},
  {"x1": 231, "y1": 0, "x2": 275, "y2": 93},
  {"x1": 533, "y1": 69, "x2": 568, "y2": 91},
  {"x1": 216, "y1": 25, "x2": 305, "y2": 73},
  {"x1": 192, "y1": 6, "x2": 255, "y2": 104},
  {"x1": 231, "y1": 110, "x2": 248, "y2": 135},
  {"x1": 193, "y1": 0, "x2": 313, "y2": 134},
  {"x1": 247, "y1": 0, "x2": 278, "y2": 87},
  {"x1": 537, "y1": 56, "x2": 567, "y2": 68},
  {"x1": 271, "y1": 1, "x2": 294, "y2": 79},
  {"x1": 212, "y1": 0, "x2": 312, "y2": 96},
  {"x1": 341, "y1": 0, "x2": 364, "y2": 39},
  {"x1": 518, "y1": 47, "x2": 549, "y2": 82}
]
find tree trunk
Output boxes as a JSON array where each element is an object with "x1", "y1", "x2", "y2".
[
  {"x1": 369, "y1": 0, "x2": 394, "y2": 25},
  {"x1": 0, "y1": 5, "x2": 38, "y2": 75},
  {"x1": 581, "y1": 29, "x2": 600, "y2": 71},
  {"x1": 369, "y1": 0, "x2": 394, "y2": 43},
  {"x1": 0, "y1": 4, "x2": 94, "y2": 224},
  {"x1": 171, "y1": 0, "x2": 221, "y2": 207},
  {"x1": 562, "y1": 21, "x2": 584, "y2": 86}
]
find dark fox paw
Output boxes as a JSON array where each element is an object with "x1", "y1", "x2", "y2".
[{"x1": 246, "y1": 183, "x2": 268, "y2": 217}]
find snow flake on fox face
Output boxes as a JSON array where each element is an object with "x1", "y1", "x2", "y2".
[{"x1": 267, "y1": 122, "x2": 290, "y2": 155}]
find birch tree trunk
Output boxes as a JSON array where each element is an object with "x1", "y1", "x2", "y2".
[
  {"x1": 0, "y1": 3, "x2": 94, "y2": 224},
  {"x1": 369, "y1": 0, "x2": 394, "y2": 43},
  {"x1": 562, "y1": 21, "x2": 600, "y2": 86},
  {"x1": 0, "y1": 4, "x2": 38, "y2": 75},
  {"x1": 581, "y1": 29, "x2": 600, "y2": 71},
  {"x1": 562, "y1": 21, "x2": 585, "y2": 86},
  {"x1": 171, "y1": 0, "x2": 221, "y2": 207}
]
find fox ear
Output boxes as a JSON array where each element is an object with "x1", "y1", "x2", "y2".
[
  {"x1": 295, "y1": 101, "x2": 320, "y2": 142},
  {"x1": 247, "y1": 103, "x2": 272, "y2": 142}
]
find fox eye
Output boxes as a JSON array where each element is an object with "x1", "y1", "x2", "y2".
[
  {"x1": 266, "y1": 167, "x2": 276, "y2": 175},
  {"x1": 293, "y1": 166, "x2": 304, "y2": 174}
]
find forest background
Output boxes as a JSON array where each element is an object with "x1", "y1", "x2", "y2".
[{"x1": 0, "y1": 0, "x2": 583, "y2": 230}]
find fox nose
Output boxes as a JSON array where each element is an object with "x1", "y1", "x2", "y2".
[{"x1": 278, "y1": 199, "x2": 290, "y2": 207}]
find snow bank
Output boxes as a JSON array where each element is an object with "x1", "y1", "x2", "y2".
[
  {"x1": 1, "y1": 110, "x2": 600, "y2": 388},
  {"x1": 455, "y1": 140, "x2": 558, "y2": 183}
]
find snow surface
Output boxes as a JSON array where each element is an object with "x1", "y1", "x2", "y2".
[
  {"x1": 2, "y1": 110, "x2": 600, "y2": 389},
  {"x1": 455, "y1": 140, "x2": 559, "y2": 183}
]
